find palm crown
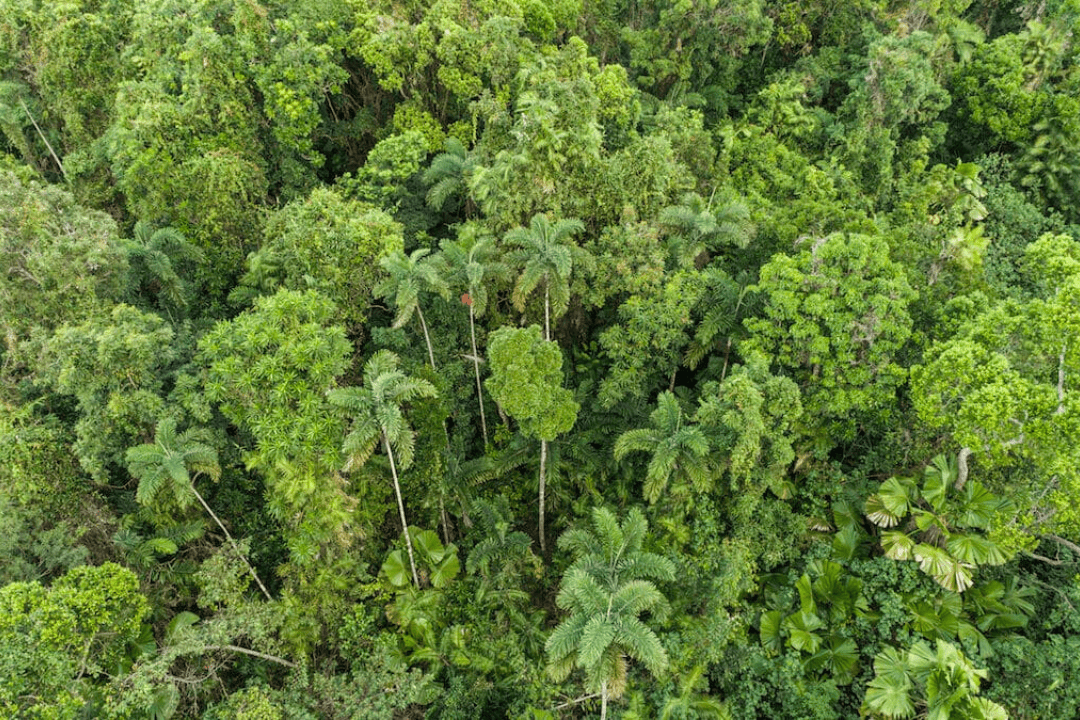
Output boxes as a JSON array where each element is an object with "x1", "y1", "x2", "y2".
[
  {"x1": 546, "y1": 507, "x2": 675, "y2": 719},
  {"x1": 504, "y1": 213, "x2": 588, "y2": 340},
  {"x1": 614, "y1": 391, "x2": 712, "y2": 504},
  {"x1": 327, "y1": 350, "x2": 437, "y2": 588}
]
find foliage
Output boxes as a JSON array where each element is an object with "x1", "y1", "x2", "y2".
[
  {"x1": 862, "y1": 640, "x2": 1007, "y2": 719},
  {"x1": 4, "y1": 0, "x2": 1080, "y2": 715},
  {"x1": 0, "y1": 563, "x2": 149, "y2": 718},
  {"x1": 236, "y1": 189, "x2": 402, "y2": 333},
  {"x1": 546, "y1": 507, "x2": 675, "y2": 716},
  {"x1": 744, "y1": 232, "x2": 916, "y2": 442}
]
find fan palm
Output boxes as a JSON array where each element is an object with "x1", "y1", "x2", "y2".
[
  {"x1": 614, "y1": 391, "x2": 712, "y2": 504},
  {"x1": 504, "y1": 213, "x2": 588, "y2": 341},
  {"x1": 327, "y1": 350, "x2": 438, "y2": 588},
  {"x1": 126, "y1": 418, "x2": 271, "y2": 600},
  {"x1": 375, "y1": 249, "x2": 450, "y2": 370},
  {"x1": 546, "y1": 507, "x2": 675, "y2": 720}
]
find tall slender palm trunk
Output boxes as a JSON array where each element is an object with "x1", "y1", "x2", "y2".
[
  {"x1": 469, "y1": 304, "x2": 488, "y2": 446},
  {"x1": 416, "y1": 305, "x2": 437, "y2": 371},
  {"x1": 386, "y1": 434, "x2": 420, "y2": 588},
  {"x1": 601, "y1": 681, "x2": 608, "y2": 720},
  {"x1": 539, "y1": 438, "x2": 548, "y2": 555},
  {"x1": 191, "y1": 484, "x2": 272, "y2": 600},
  {"x1": 544, "y1": 285, "x2": 551, "y2": 342}
]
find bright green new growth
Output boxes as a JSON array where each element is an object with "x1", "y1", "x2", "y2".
[
  {"x1": 485, "y1": 325, "x2": 578, "y2": 444},
  {"x1": 486, "y1": 324, "x2": 578, "y2": 553},
  {"x1": 546, "y1": 507, "x2": 675, "y2": 720}
]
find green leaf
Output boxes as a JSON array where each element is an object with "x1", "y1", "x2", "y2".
[
  {"x1": 382, "y1": 550, "x2": 411, "y2": 588},
  {"x1": 866, "y1": 494, "x2": 901, "y2": 528},
  {"x1": 946, "y1": 534, "x2": 1008, "y2": 566},
  {"x1": 410, "y1": 528, "x2": 446, "y2": 564},
  {"x1": 165, "y1": 611, "x2": 199, "y2": 645},
  {"x1": 882, "y1": 530, "x2": 916, "y2": 561},
  {"x1": 864, "y1": 647, "x2": 915, "y2": 718},
  {"x1": 759, "y1": 610, "x2": 784, "y2": 655},
  {"x1": 795, "y1": 573, "x2": 816, "y2": 615},
  {"x1": 430, "y1": 552, "x2": 460, "y2": 589},
  {"x1": 783, "y1": 611, "x2": 824, "y2": 653},
  {"x1": 915, "y1": 544, "x2": 974, "y2": 593}
]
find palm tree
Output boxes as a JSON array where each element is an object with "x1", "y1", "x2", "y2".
[
  {"x1": 438, "y1": 224, "x2": 510, "y2": 446},
  {"x1": 658, "y1": 191, "x2": 754, "y2": 269},
  {"x1": 546, "y1": 507, "x2": 675, "y2": 720},
  {"x1": 504, "y1": 213, "x2": 589, "y2": 341},
  {"x1": 124, "y1": 221, "x2": 203, "y2": 314},
  {"x1": 423, "y1": 137, "x2": 479, "y2": 216},
  {"x1": 327, "y1": 350, "x2": 437, "y2": 589},
  {"x1": 126, "y1": 418, "x2": 272, "y2": 600},
  {"x1": 614, "y1": 391, "x2": 712, "y2": 504},
  {"x1": 375, "y1": 249, "x2": 450, "y2": 371}
]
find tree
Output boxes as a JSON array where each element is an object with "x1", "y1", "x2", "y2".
[
  {"x1": 658, "y1": 190, "x2": 754, "y2": 270},
  {"x1": 199, "y1": 289, "x2": 354, "y2": 568},
  {"x1": 0, "y1": 563, "x2": 149, "y2": 718},
  {"x1": 504, "y1": 213, "x2": 588, "y2": 342},
  {"x1": 126, "y1": 417, "x2": 272, "y2": 600},
  {"x1": 546, "y1": 507, "x2": 675, "y2": 720},
  {"x1": 124, "y1": 221, "x2": 203, "y2": 316},
  {"x1": 911, "y1": 234, "x2": 1080, "y2": 540},
  {"x1": 375, "y1": 249, "x2": 450, "y2": 371},
  {"x1": 485, "y1": 326, "x2": 579, "y2": 554},
  {"x1": 614, "y1": 391, "x2": 711, "y2": 505},
  {"x1": 234, "y1": 189, "x2": 403, "y2": 333},
  {"x1": 0, "y1": 169, "x2": 127, "y2": 382},
  {"x1": 424, "y1": 137, "x2": 479, "y2": 216},
  {"x1": 744, "y1": 232, "x2": 916, "y2": 442},
  {"x1": 438, "y1": 224, "x2": 510, "y2": 446},
  {"x1": 328, "y1": 350, "x2": 438, "y2": 589}
]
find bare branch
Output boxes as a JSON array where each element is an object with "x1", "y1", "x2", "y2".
[
  {"x1": 554, "y1": 693, "x2": 601, "y2": 710},
  {"x1": 203, "y1": 645, "x2": 296, "y2": 668},
  {"x1": 19, "y1": 99, "x2": 66, "y2": 180},
  {"x1": 1045, "y1": 534, "x2": 1080, "y2": 557},
  {"x1": 1023, "y1": 550, "x2": 1067, "y2": 566}
]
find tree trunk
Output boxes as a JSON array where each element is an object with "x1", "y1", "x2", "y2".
[
  {"x1": 539, "y1": 438, "x2": 548, "y2": 555},
  {"x1": 544, "y1": 284, "x2": 551, "y2": 342},
  {"x1": 470, "y1": 303, "x2": 489, "y2": 446},
  {"x1": 600, "y1": 680, "x2": 608, "y2": 720},
  {"x1": 386, "y1": 434, "x2": 421, "y2": 588},
  {"x1": 416, "y1": 304, "x2": 437, "y2": 371},
  {"x1": 190, "y1": 484, "x2": 272, "y2": 601}
]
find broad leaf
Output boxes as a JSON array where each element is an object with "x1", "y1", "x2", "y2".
[
  {"x1": 864, "y1": 648, "x2": 915, "y2": 719},
  {"x1": 430, "y1": 551, "x2": 460, "y2": 589},
  {"x1": 382, "y1": 550, "x2": 411, "y2": 588},
  {"x1": 947, "y1": 534, "x2": 1008, "y2": 566},
  {"x1": 783, "y1": 611, "x2": 824, "y2": 653},
  {"x1": 881, "y1": 530, "x2": 916, "y2": 561},
  {"x1": 759, "y1": 610, "x2": 784, "y2": 655}
]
